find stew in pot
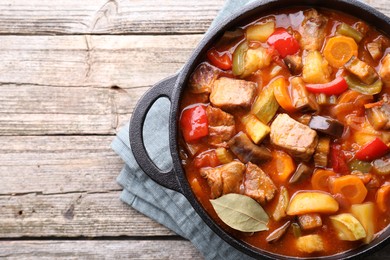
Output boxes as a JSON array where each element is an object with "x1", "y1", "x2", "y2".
[{"x1": 178, "y1": 7, "x2": 390, "y2": 257}]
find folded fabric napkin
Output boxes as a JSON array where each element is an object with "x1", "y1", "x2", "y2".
[{"x1": 112, "y1": 0, "x2": 257, "y2": 259}]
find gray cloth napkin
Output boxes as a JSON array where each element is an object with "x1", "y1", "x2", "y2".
[{"x1": 111, "y1": 0, "x2": 257, "y2": 259}]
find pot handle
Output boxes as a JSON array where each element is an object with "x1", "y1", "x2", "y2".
[{"x1": 129, "y1": 74, "x2": 181, "y2": 193}]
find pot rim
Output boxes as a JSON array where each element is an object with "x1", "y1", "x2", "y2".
[{"x1": 169, "y1": 0, "x2": 390, "y2": 259}]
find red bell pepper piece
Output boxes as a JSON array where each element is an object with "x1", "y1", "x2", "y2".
[
  {"x1": 207, "y1": 48, "x2": 232, "y2": 70},
  {"x1": 267, "y1": 28, "x2": 300, "y2": 58},
  {"x1": 305, "y1": 76, "x2": 348, "y2": 95},
  {"x1": 180, "y1": 105, "x2": 209, "y2": 142},
  {"x1": 355, "y1": 137, "x2": 390, "y2": 161},
  {"x1": 331, "y1": 143, "x2": 350, "y2": 174},
  {"x1": 193, "y1": 150, "x2": 220, "y2": 168}
]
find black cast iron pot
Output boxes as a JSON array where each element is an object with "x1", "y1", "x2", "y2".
[{"x1": 129, "y1": 0, "x2": 390, "y2": 259}]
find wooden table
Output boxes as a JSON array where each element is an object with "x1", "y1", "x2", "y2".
[{"x1": 0, "y1": 0, "x2": 389, "y2": 259}]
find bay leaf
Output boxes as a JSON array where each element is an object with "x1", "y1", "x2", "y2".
[{"x1": 210, "y1": 193, "x2": 269, "y2": 232}]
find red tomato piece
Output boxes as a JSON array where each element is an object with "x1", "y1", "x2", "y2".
[
  {"x1": 305, "y1": 76, "x2": 349, "y2": 95},
  {"x1": 331, "y1": 144, "x2": 350, "y2": 174},
  {"x1": 355, "y1": 137, "x2": 390, "y2": 161},
  {"x1": 180, "y1": 105, "x2": 209, "y2": 142},
  {"x1": 267, "y1": 28, "x2": 300, "y2": 58},
  {"x1": 207, "y1": 48, "x2": 232, "y2": 70},
  {"x1": 193, "y1": 150, "x2": 220, "y2": 168}
]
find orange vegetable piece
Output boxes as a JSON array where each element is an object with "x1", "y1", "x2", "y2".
[
  {"x1": 376, "y1": 184, "x2": 390, "y2": 213},
  {"x1": 329, "y1": 175, "x2": 368, "y2": 204},
  {"x1": 272, "y1": 150, "x2": 296, "y2": 183},
  {"x1": 323, "y1": 36, "x2": 358, "y2": 68},
  {"x1": 273, "y1": 77, "x2": 296, "y2": 112},
  {"x1": 311, "y1": 169, "x2": 337, "y2": 192}
]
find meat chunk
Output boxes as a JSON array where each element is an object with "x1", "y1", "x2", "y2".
[
  {"x1": 380, "y1": 53, "x2": 390, "y2": 86},
  {"x1": 189, "y1": 62, "x2": 219, "y2": 94},
  {"x1": 210, "y1": 77, "x2": 256, "y2": 110},
  {"x1": 206, "y1": 106, "x2": 236, "y2": 147},
  {"x1": 270, "y1": 114, "x2": 318, "y2": 161},
  {"x1": 244, "y1": 162, "x2": 277, "y2": 204},
  {"x1": 228, "y1": 132, "x2": 272, "y2": 164},
  {"x1": 299, "y1": 9, "x2": 328, "y2": 51},
  {"x1": 200, "y1": 161, "x2": 245, "y2": 199}
]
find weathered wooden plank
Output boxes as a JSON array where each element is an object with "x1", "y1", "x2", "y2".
[
  {"x1": 0, "y1": 0, "x2": 387, "y2": 35},
  {"x1": 0, "y1": 0, "x2": 224, "y2": 35},
  {"x1": 0, "y1": 192, "x2": 174, "y2": 237},
  {"x1": 0, "y1": 136, "x2": 127, "y2": 194},
  {"x1": 0, "y1": 85, "x2": 135, "y2": 135},
  {"x1": 0, "y1": 240, "x2": 203, "y2": 259},
  {"x1": 0, "y1": 35, "x2": 200, "y2": 88}
]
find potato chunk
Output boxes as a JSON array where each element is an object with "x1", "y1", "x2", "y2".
[
  {"x1": 302, "y1": 50, "x2": 331, "y2": 84},
  {"x1": 296, "y1": 234, "x2": 324, "y2": 253},
  {"x1": 287, "y1": 191, "x2": 339, "y2": 215}
]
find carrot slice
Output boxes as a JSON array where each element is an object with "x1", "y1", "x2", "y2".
[
  {"x1": 272, "y1": 150, "x2": 296, "y2": 183},
  {"x1": 376, "y1": 185, "x2": 390, "y2": 213},
  {"x1": 323, "y1": 36, "x2": 358, "y2": 68},
  {"x1": 311, "y1": 169, "x2": 337, "y2": 191},
  {"x1": 329, "y1": 175, "x2": 368, "y2": 204},
  {"x1": 273, "y1": 77, "x2": 296, "y2": 112}
]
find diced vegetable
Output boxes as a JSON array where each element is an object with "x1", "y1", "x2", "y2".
[
  {"x1": 366, "y1": 103, "x2": 390, "y2": 130},
  {"x1": 232, "y1": 41, "x2": 249, "y2": 76},
  {"x1": 298, "y1": 213, "x2": 322, "y2": 230},
  {"x1": 272, "y1": 186, "x2": 289, "y2": 221},
  {"x1": 323, "y1": 36, "x2": 358, "y2": 68},
  {"x1": 351, "y1": 202, "x2": 375, "y2": 244},
  {"x1": 344, "y1": 75, "x2": 383, "y2": 95},
  {"x1": 283, "y1": 54, "x2": 303, "y2": 75},
  {"x1": 292, "y1": 222, "x2": 302, "y2": 238},
  {"x1": 336, "y1": 23, "x2": 363, "y2": 43},
  {"x1": 302, "y1": 50, "x2": 331, "y2": 84},
  {"x1": 344, "y1": 56, "x2": 378, "y2": 85},
  {"x1": 290, "y1": 77, "x2": 318, "y2": 111},
  {"x1": 367, "y1": 42, "x2": 382, "y2": 61},
  {"x1": 348, "y1": 159, "x2": 372, "y2": 173},
  {"x1": 190, "y1": 177, "x2": 203, "y2": 198},
  {"x1": 215, "y1": 147, "x2": 233, "y2": 164},
  {"x1": 193, "y1": 150, "x2": 220, "y2": 168},
  {"x1": 272, "y1": 150, "x2": 296, "y2": 183},
  {"x1": 309, "y1": 116, "x2": 344, "y2": 138},
  {"x1": 251, "y1": 81, "x2": 279, "y2": 124},
  {"x1": 355, "y1": 137, "x2": 389, "y2": 161},
  {"x1": 376, "y1": 184, "x2": 390, "y2": 213},
  {"x1": 273, "y1": 77, "x2": 295, "y2": 112},
  {"x1": 189, "y1": 63, "x2": 219, "y2": 94},
  {"x1": 372, "y1": 156, "x2": 390, "y2": 175},
  {"x1": 207, "y1": 48, "x2": 232, "y2": 70},
  {"x1": 305, "y1": 76, "x2": 348, "y2": 95},
  {"x1": 311, "y1": 169, "x2": 337, "y2": 192},
  {"x1": 267, "y1": 28, "x2": 300, "y2": 58},
  {"x1": 180, "y1": 105, "x2": 209, "y2": 142},
  {"x1": 331, "y1": 143, "x2": 350, "y2": 174},
  {"x1": 289, "y1": 163, "x2": 312, "y2": 184},
  {"x1": 242, "y1": 114, "x2": 270, "y2": 144},
  {"x1": 246, "y1": 21, "x2": 275, "y2": 42},
  {"x1": 330, "y1": 213, "x2": 366, "y2": 241},
  {"x1": 287, "y1": 191, "x2": 339, "y2": 215},
  {"x1": 329, "y1": 175, "x2": 368, "y2": 204},
  {"x1": 266, "y1": 221, "x2": 291, "y2": 243},
  {"x1": 314, "y1": 137, "x2": 330, "y2": 168},
  {"x1": 241, "y1": 46, "x2": 272, "y2": 77},
  {"x1": 296, "y1": 234, "x2": 324, "y2": 253}
]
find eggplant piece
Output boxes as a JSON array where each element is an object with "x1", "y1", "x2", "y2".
[
  {"x1": 290, "y1": 77, "x2": 319, "y2": 112},
  {"x1": 367, "y1": 42, "x2": 382, "y2": 61},
  {"x1": 309, "y1": 115, "x2": 344, "y2": 138},
  {"x1": 284, "y1": 55, "x2": 303, "y2": 75},
  {"x1": 289, "y1": 163, "x2": 313, "y2": 184},
  {"x1": 344, "y1": 56, "x2": 379, "y2": 85},
  {"x1": 228, "y1": 132, "x2": 272, "y2": 164},
  {"x1": 266, "y1": 221, "x2": 291, "y2": 243},
  {"x1": 366, "y1": 102, "x2": 390, "y2": 130},
  {"x1": 273, "y1": 186, "x2": 289, "y2": 221},
  {"x1": 372, "y1": 156, "x2": 390, "y2": 175},
  {"x1": 314, "y1": 137, "x2": 330, "y2": 168},
  {"x1": 380, "y1": 53, "x2": 390, "y2": 86}
]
